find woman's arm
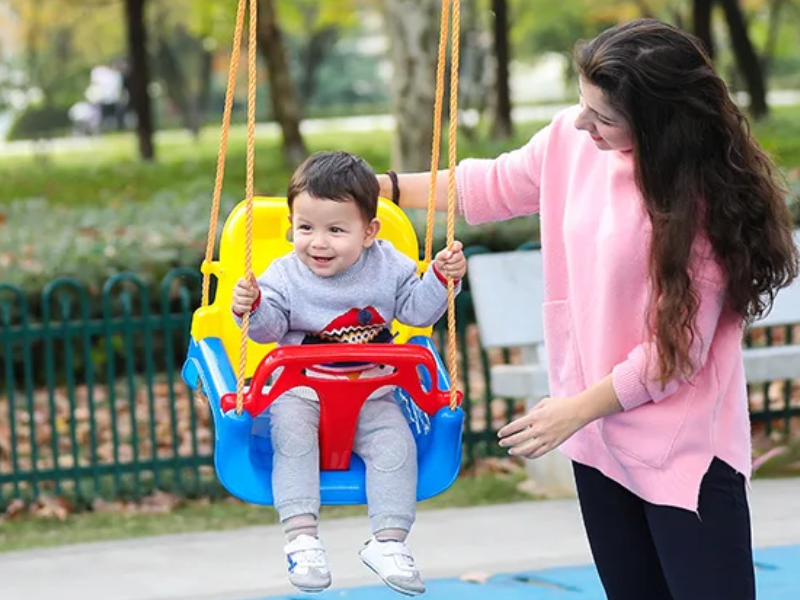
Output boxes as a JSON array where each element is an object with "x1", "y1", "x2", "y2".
[
  {"x1": 612, "y1": 277, "x2": 726, "y2": 410},
  {"x1": 379, "y1": 126, "x2": 547, "y2": 224},
  {"x1": 377, "y1": 170, "x2": 452, "y2": 211}
]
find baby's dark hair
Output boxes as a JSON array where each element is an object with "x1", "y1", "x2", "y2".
[{"x1": 287, "y1": 151, "x2": 380, "y2": 221}]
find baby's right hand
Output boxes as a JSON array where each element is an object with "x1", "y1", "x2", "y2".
[{"x1": 232, "y1": 277, "x2": 260, "y2": 316}]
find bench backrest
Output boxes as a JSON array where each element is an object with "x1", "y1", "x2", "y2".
[
  {"x1": 751, "y1": 229, "x2": 800, "y2": 329},
  {"x1": 467, "y1": 250, "x2": 545, "y2": 349},
  {"x1": 468, "y1": 229, "x2": 800, "y2": 349}
]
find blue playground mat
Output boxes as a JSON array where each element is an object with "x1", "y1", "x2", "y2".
[{"x1": 254, "y1": 543, "x2": 800, "y2": 599}]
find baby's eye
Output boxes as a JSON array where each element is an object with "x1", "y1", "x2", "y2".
[
  {"x1": 330, "y1": 227, "x2": 344, "y2": 233},
  {"x1": 297, "y1": 224, "x2": 312, "y2": 231}
]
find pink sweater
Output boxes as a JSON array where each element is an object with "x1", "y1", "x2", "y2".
[{"x1": 456, "y1": 106, "x2": 751, "y2": 510}]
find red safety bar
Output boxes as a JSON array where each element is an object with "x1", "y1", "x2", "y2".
[{"x1": 220, "y1": 344, "x2": 462, "y2": 470}]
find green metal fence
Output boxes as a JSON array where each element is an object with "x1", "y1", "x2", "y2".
[
  {"x1": 0, "y1": 269, "x2": 217, "y2": 510},
  {"x1": 1, "y1": 263, "x2": 798, "y2": 510}
]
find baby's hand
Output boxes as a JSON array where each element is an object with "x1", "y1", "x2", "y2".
[
  {"x1": 433, "y1": 240, "x2": 466, "y2": 280},
  {"x1": 232, "y1": 277, "x2": 260, "y2": 315}
]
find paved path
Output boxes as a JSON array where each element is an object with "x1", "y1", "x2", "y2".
[
  {"x1": 259, "y1": 543, "x2": 800, "y2": 600},
  {"x1": 0, "y1": 104, "x2": 570, "y2": 159},
  {"x1": 0, "y1": 477, "x2": 798, "y2": 600}
]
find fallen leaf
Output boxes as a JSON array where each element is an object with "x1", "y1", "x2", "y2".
[
  {"x1": 31, "y1": 495, "x2": 71, "y2": 521},
  {"x1": 0, "y1": 499, "x2": 28, "y2": 523},
  {"x1": 460, "y1": 572, "x2": 493, "y2": 584}
]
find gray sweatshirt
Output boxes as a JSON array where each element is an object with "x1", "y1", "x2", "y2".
[{"x1": 239, "y1": 240, "x2": 460, "y2": 348}]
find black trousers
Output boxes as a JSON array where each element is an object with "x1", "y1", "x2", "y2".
[{"x1": 573, "y1": 458, "x2": 755, "y2": 600}]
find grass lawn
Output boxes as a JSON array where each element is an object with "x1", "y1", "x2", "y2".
[
  {"x1": 0, "y1": 470, "x2": 532, "y2": 553},
  {"x1": 2, "y1": 105, "x2": 798, "y2": 208},
  {"x1": 0, "y1": 121, "x2": 541, "y2": 208}
]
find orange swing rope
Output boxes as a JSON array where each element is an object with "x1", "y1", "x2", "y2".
[
  {"x1": 201, "y1": 0, "x2": 462, "y2": 415},
  {"x1": 425, "y1": 0, "x2": 461, "y2": 410}
]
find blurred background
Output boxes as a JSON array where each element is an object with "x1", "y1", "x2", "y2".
[
  {"x1": 2, "y1": 0, "x2": 799, "y2": 157},
  {"x1": 1, "y1": 0, "x2": 798, "y2": 277}
]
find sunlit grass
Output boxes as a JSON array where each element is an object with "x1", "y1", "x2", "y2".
[{"x1": 2, "y1": 105, "x2": 797, "y2": 211}]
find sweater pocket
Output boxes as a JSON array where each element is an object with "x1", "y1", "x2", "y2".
[
  {"x1": 598, "y1": 384, "x2": 697, "y2": 468},
  {"x1": 541, "y1": 300, "x2": 585, "y2": 398}
]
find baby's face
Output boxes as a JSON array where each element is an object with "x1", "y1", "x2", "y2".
[{"x1": 290, "y1": 192, "x2": 379, "y2": 277}]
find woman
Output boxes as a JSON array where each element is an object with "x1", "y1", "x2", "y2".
[{"x1": 379, "y1": 18, "x2": 799, "y2": 600}]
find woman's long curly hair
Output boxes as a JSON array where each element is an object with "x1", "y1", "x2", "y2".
[{"x1": 576, "y1": 19, "x2": 799, "y2": 385}]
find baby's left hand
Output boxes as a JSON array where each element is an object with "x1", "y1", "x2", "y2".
[{"x1": 434, "y1": 240, "x2": 466, "y2": 280}]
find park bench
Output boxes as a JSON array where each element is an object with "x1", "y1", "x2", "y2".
[
  {"x1": 742, "y1": 229, "x2": 800, "y2": 384},
  {"x1": 467, "y1": 230, "x2": 800, "y2": 497}
]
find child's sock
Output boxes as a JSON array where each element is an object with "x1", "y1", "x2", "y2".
[
  {"x1": 283, "y1": 513, "x2": 319, "y2": 542},
  {"x1": 374, "y1": 527, "x2": 408, "y2": 543}
]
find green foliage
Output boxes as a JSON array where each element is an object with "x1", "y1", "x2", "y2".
[
  {"x1": 183, "y1": 0, "x2": 237, "y2": 43},
  {"x1": 277, "y1": 0, "x2": 360, "y2": 33},
  {"x1": 278, "y1": 0, "x2": 387, "y2": 113},
  {"x1": 0, "y1": 126, "x2": 545, "y2": 339},
  {"x1": 6, "y1": 104, "x2": 72, "y2": 141},
  {"x1": 755, "y1": 112, "x2": 800, "y2": 168},
  {"x1": 1, "y1": 106, "x2": 799, "y2": 299},
  {"x1": 0, "y1": 193, "x2": 237, "y2": 295},
  {"x1": 1, "y1": 0, "x2": 126, "y2": 107},
  {"x1": 510, "y1": 0, "x2": 619, "y2": 60},
  {"x1": 786, "y1": 170, "x2": 800, "y2": 226}
]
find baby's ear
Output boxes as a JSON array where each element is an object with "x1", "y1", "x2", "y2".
[{"x1": 363, "y1": 218, "x2": 381, "y2": 247}]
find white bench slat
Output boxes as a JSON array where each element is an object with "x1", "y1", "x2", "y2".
[
  {"x1": 468, "y1": 231, "x2": 800, "y2": 389},
  {"x1": 752, "y1": 230, "x2": 800, "y2": 329},
  {"x1": 467, "y1": 250, "x2": 545, "y2": 349},
  {"x1": 488, "y1": 363, "x2": 550, "y2": 399},
  {"x1": 742, "y1": 345, "x2": 800, "y2": 383}
]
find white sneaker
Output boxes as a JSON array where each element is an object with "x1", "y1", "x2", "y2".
[
  {"x1": 359, "y1": 537, "x2": 426, "y2": 596},
  {"x1": 283, "y1": 534, "x2": 332, "y2": 593}
]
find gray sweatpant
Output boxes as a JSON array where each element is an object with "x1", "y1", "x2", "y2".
[{"x1": 269, "y1": 391, "x2": 418, "y2": 533}]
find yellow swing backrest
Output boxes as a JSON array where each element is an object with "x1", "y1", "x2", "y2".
[{"x1": 191, "y1": 196, "x2": 433, "y2": 378}]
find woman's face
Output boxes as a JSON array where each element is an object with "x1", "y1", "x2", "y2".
[{"x1": 574, "y1": 77, "x2": 634, "y2": 153}]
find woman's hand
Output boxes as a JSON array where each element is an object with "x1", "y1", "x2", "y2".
[
  {"x1": 497, "y1": 376, "x2": 624, "y2": 459},
  {"x1": 497, "y1": 395, "x2": 587, "y2": 459}
]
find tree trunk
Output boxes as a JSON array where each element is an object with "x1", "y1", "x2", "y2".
[
  {"x1": 693, "y1": 0, "x2": 715, "y2": 59},
  {"x1": 125, "y1": 0, "x2": 155, "y2": 161},
  {"x1": 300, "y1": 27, "x2": 339, "y2": 101},
  {"x1": 718, "y1": 0, "x2": 768, "y2": 119},
  {"x1": 449, "y1": 0, "x2": 478, "y2": 140},
  {"x1": 762, "y1": 0, "x2": 788, "y2": 76},
  {"x1": 256, "y1": 0, "x2": 308, "y2": 169},
  {"x1": 154, "y1": 30, "x2": 201, "y2": 137},
  {"x1": 196, "y1": 45, "x2": 214, "y2": 131},
  {"x1": 383, "y1": 0, "x2": 441, "y2": 172},
  {"x1": 490, "y1": 0, "x2": 513, "y2": 140}
]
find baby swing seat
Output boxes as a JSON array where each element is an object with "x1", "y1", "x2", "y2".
[{"x1": 181, "y1": 197, "x2": 464, "y2": 506}]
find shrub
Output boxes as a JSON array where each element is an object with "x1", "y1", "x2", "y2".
[
  {"x1": 0, "y1": 192, "x2": 238, "y2": 297},
  {"x1": 7, "y1": 105, "x2": 72, "y2": 141}
]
